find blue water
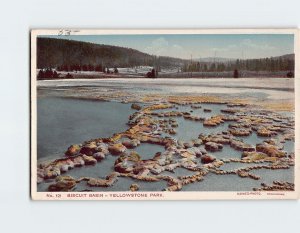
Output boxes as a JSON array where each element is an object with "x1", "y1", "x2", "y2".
[
  {"x1": 37, "y1": 97, "x2": 134, "y2": 160},
  {"x1": 175, "y1": 118, "x2": 230, "y2": 142},
  {"x1": 209, "y1": 145, "x2": 242, "y2": 159},
  {"x1": 131, "y1": 143, "x2": 165, "y2": 160}
]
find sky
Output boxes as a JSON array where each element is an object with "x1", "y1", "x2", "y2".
[{"x1": 43, "y1": 34, "x2": 294, "y2": 59}]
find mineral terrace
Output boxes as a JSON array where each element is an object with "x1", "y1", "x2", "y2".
[{"x1": 37, "y1": 94, "x2": 295, "y2": 192}]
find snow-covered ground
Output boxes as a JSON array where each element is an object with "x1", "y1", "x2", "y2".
[
  {"x1": 38, "y1": 66, "x2": 180, "y2": 77},
  {"x1": 37, "y1": 78, "x2": 294, "y2": 100},
  {"x1": 117, "y1": 66, "x2": 152, "y2": 75}
]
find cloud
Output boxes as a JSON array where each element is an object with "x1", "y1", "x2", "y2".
[
  {"x1": 144, "y1": 37, "x2": 168, "y2": 55},
  {"x1": 208, "y1": 40, "x2": 276, "y2": 58},
  {"x1": 144, "y1": 37, "x2": 186, "y2": 57},
  {"x1": 212, "y1": 40, "x2": 275, "y2": 54},
  {"x1": 144, "y1": 37, "x2": 278, "y2": 59},
  {"x1": 212, "y1": 47, "x2": 229, "y2": 52},
  {"x1": 241, "y1": 39, "x2": 276, "y2": 50}
]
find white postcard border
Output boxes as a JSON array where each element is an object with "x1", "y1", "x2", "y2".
[{"x1": 31, "y1": 28, "x2": 299, "y2": 200}]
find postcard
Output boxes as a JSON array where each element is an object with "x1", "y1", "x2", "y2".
[{"x1": 31, "y1": 29, "x2": 299, "y2": 200}]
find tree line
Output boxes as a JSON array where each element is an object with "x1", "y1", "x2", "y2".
[
  {"x1": 37, "y1": 67, "x2": 120, "y2": 79},
  {"x1": 182, "y1": 56, "x2": 294, "y2": 73},
  {"x1": 37, "y1": 37, "x2": 184, "y2": 70},
  {"x1": 56, "y1": 64, "x2": 118, "y2": 73}
]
